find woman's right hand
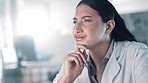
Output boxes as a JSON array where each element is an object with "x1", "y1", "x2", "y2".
[{"x1": 58, "y1": 46, "x2": 87, "y2": 83}]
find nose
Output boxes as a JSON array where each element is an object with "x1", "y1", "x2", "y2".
[
  {"x1": 74, "y1": 23, "x2": 83, "y2": 34},
  {"x1": 76, "y1": 28, "x2": 82, "y2": 33}
]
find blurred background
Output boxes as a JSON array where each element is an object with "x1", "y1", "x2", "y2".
[{"x1": 0, "y1": 0, "x2": 148, "y2": 83}]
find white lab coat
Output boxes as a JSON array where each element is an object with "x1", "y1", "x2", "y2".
[{"x1": 53, "y1": 41, "x2": 148, "y2": 83}]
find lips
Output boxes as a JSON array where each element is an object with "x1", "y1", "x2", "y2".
[{"x1": 75, "y1": 35, "x2": 86, "y2": 41}]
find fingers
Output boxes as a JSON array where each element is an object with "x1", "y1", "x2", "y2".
[
  {"x1": 74, "y1": 44, "x2": 88, "y2": 60},
  {"x1": 66, "y1": 49, "x2": 88, "y2": 67},
  {"x1": 65, "y1": 44, "x2": 89, "y2": 69},
  {"x1": 77, "y1": 49, "x2": 87, "y2": 62},
  {"x1": 67, "y1": 53, "x2": 84, "y2": 67}
]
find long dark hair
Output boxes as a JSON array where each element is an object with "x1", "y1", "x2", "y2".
[{"x1": 77, "y1": 0, "x2": 137, "y2": 42}]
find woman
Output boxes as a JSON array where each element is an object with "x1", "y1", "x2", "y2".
[{"x1": 53, "y1": 0, "x2": 148, "y2": 83}]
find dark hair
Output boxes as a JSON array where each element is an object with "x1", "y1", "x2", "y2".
[{"x1": 77, "y1": 0, "x2": 137, "y2": 42}]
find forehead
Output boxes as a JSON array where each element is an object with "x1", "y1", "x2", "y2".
[{"x1": 75, "y1": 4, "x2": 99, "y2": 18}]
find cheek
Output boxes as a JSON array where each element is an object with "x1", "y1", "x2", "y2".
[
  {"x1": 72, "y1": 28, "x2": 76, "y2": 37},
  {"x1": 87, "y1": 26, "x2": 105, "y2": 42},
  {"x1": 72, "y1": 29, "x2": 74, "y2": 36},
  {"x1": 86, "y1": 29, "x2": 99, "y2": 42}
]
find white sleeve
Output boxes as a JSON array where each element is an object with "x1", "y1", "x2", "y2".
[
  {"x1": 135, "y1": 45, "x2": 148, "y2": 83},
  {"x1": 52, "y1": 64, "x2": 64, "y2": 83}
]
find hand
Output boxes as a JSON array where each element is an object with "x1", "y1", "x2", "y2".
[{"x1": 62, "y1": 45, "x2": 87, "y2": 82}]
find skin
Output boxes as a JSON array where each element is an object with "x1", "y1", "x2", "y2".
[{"x1": 58, "y1": 4, "x2": 115, "y2": 83}]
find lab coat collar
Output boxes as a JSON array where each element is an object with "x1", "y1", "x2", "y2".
[
  {"x1": 101, "y1": 54, "x2": 121, "y2": 83},
  {"x1": 101, "y1": 41, "x2": 125, "y2": 83}
]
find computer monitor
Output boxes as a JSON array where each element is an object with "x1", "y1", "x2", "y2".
[{"x1": 15, "y1": 35, "x2": 37, "y2": 61}]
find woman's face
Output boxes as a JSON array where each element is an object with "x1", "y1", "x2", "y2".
[{"x1": 73, "y1": 4, "x2": 107, "y2": 49}]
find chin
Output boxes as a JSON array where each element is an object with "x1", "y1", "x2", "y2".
[
  {"x1": 77, "y1": 42, "x2": 89, "y2": 47},
  {"x1": 76, "y1": 41, "x2": 85, "y2": 45}
]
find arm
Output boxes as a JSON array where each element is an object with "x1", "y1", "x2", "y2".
[{"x1": 134, "y1": 46, "x2": 148, "y2": 83}]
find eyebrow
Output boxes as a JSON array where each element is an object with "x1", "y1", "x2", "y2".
[{"x1": 73, "y1": 16, "x2": 93, "y2": 20}]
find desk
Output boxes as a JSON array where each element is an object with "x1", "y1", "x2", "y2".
[{"x1": 20, "y1": 61, "x2": 51, "y2": 83}]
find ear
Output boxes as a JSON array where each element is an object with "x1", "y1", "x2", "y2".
[{"x1": 105, "y1": 20, "x2": 115, "y2": 34}]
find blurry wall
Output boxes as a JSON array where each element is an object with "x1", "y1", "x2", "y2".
[
  {"x1": 121, "y1": 11, "x2": 148, "y2": 46},
  {"x1": 113, "y1": 0, "x2": 148, "y2": 14},
  {"x1": 14, "y1": 0, "x2": 80, "y2": 65}
]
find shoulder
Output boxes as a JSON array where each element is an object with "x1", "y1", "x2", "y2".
[
  {"x1": 114, "y1": 41, "x2": 148, "y2": 58},
  {"x1": 114, "y1": 41, "x2": 148, "y2": 51},
  {"x1": 114, "y1": 41, "x2": 148, "y2": 82},
  {"x1": 115, "y1": 41, "x2": 148, "y2": 61}
]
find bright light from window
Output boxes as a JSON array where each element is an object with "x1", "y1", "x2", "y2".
[
  {"x1": 0, "y1": 24, "x2": 4, "y2": 48},
  {"x1": 5, "y1": 15, "x2": 14, "y2": 47},
  {"x1": 112, "y1": 0, "x2": 120, "y2": 4},
  {"x1": 1, "y1": 47, "x2": 18, "y2": 65},
  {"x1": 17, "y1": 7, "x2": 50, "y2": 43},
  {"x1": 61, "y1": 28, "x2": 68, "y2": 36},
  {"x1": 17, "y1": 0, "x2": 25, "y2": 6}
]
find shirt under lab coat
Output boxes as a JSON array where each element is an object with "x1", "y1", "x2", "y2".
[{"x1": 53, "y1": 41, "x2": 148, "y2": 83}]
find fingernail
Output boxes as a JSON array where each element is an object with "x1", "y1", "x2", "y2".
[{"x1": 80, "y1": 49, "x2": 84, "y2": 53}]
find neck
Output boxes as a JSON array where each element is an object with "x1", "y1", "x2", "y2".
[{"x1": 89, "y1": 40, "x2": 111, "y2": 68}]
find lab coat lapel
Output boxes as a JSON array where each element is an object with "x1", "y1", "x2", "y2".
[{"x1": 101, "y1": 55, "x2": 121, "y2": 83}]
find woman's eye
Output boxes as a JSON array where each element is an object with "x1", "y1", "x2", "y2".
[
  {"x1": 83, "y1": 19, "x2": 92, "y2": 23},
  {"x1": 73, "y1": 20, "x2": 77, "y2": 24}
]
